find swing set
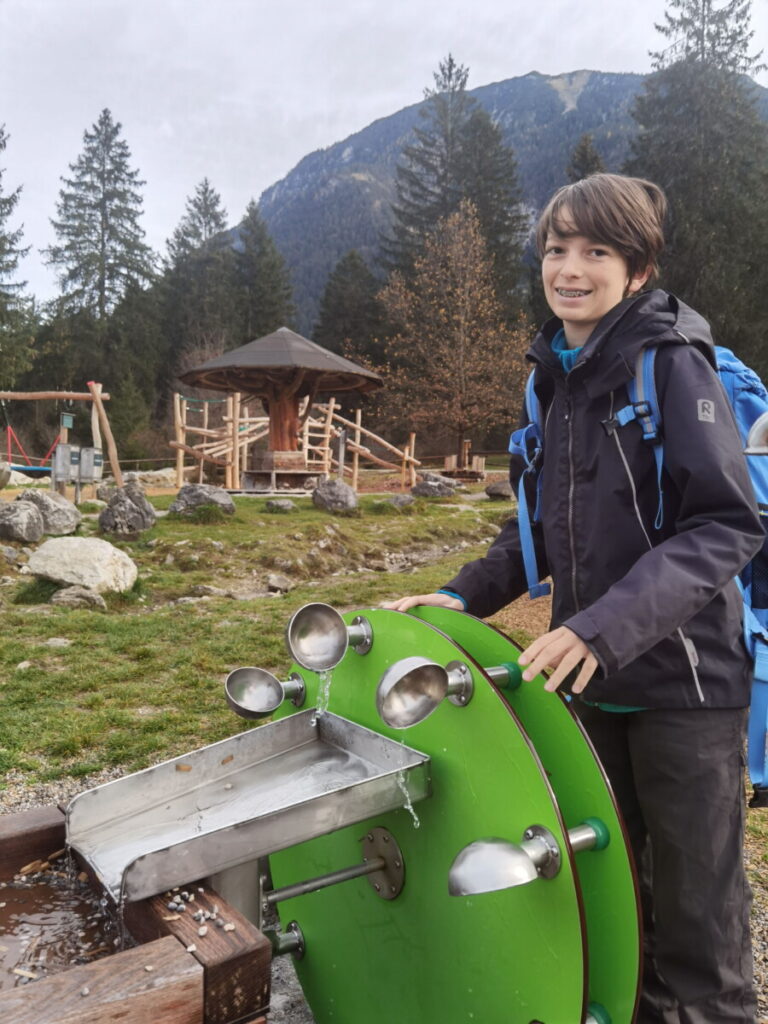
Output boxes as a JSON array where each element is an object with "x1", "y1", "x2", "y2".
[{"x1": 0, "y1": 384, "x2": 122, "y2": 487}]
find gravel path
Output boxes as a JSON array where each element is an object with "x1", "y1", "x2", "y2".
[{"x1": 1, "y1": 769, "x2": 765, "y2": 1022}]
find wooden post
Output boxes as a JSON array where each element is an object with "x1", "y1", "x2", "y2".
[
  {"x1": 232, "y1": 392, "x2": 241, "y2": 490},
  {"x1": 123, "y1": 884, "x2": 271, "y2": 1024},
  {"x1": 408, "y1": 432, "x2": 417, "y2": 487},
  {"x1": 198, "y1": 402, "x2": 209, "y2": 483},
  {"x1": 224, "y1": 396, "x2": 234, "y2": 489},
  {"x1": 400, "y1": 442, "x2": 408, "y2": 491},
  {"x1": 322, "y1": 398, "x2": 336, "y2": 477},
  {"x1": 351, "y1": 408, "x2": 362, "y2": 492},
  {"x1": 173, "y1": 394, "x2": 185, "y2": 488},
  {"x1": 87, "y1": 381, "x2": 123, "y2": 488}
]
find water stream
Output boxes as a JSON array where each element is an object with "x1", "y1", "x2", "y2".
[
  {"x1": 396, "y1": 770, "x2": 421, "y2": 829},
  {"x1": 311, "y1": 668, "x2": 334, "y2": 724}
]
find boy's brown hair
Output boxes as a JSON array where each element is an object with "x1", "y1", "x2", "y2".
[{"x1": 536, "y1": 173, "x2": 668, "y2": 282}]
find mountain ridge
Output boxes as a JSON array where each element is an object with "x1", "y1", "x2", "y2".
[{"x1": 254, "y1": 68, "x2": 768, "y2": 334}]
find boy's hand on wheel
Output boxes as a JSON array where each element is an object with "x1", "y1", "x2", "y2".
[
  {"x1": 380, "y1": 593, "x2": 464, "y2": 613},
  {"x1": 518, "y1": 626, "x2": 598, "y2": 694}
]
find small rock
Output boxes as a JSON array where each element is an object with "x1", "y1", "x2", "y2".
[
  {"x1": 485, "y1": 478, "x2": 514, "y2": 500},
  {"x1": 411, "y1": 480, "x2": 454, "y2": 498},
  {"x1": 44, "y1": 637, "x2": 72, "y2": 648},
  {"x1": 49, "y1": 586, "x2": 108, "y2": 611},
  {"x1": 198, "y1": 925, "x2": 208, "y2": 937},
  {"x1": 266, "y1": 499, "x2": 297, "y2": 513},
  {"x1": 16, "y1": 661, "x2": 32, "y2": 671},
  {"x1": 267, "y1": 573, "x2": 293, "y2": 594},
  {"x1": 1, "y1": 545, "x2": 19, "y2": 565}
]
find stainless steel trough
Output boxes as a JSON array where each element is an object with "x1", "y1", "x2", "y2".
[{"x1": 66, "y1": 711, "x2": 431, "y2": 903}]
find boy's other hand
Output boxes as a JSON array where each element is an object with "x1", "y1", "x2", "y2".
[
  {"x1": 518, "y1": 626, "x2": 598, "y2": 694},
  {"x1": 380, "y1": 593, "x2": 464, "y2": 614}
]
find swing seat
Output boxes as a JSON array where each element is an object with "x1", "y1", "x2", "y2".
[{"x1": 10, "y1": 464, "x2": 51, "y2": 476}]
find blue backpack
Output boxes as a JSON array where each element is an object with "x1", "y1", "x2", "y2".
[{"x1": 510, "y1": 346, "x2": 768, "y2": 808}]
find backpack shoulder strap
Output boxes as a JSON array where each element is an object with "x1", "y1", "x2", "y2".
[
  {"x1": 613, "y1": 347, "x2": 665, "y2": 529},
  {"x1": 509, "y1": 368, "x2": 551, "y2": 600}
]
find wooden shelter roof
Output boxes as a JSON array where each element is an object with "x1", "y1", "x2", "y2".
[{"x1": 178, "y1": 327, "x2": 383, "y2": 397}]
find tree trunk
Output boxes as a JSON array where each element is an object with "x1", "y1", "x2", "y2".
[{"x1": 267, "y1": 391, "x2": 301, "y2": 451}]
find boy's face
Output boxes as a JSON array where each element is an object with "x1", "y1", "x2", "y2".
[{"x1": 542, "y1": 210, "x2": 650, "y2": 347}]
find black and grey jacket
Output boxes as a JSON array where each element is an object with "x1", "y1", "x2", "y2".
[{"x1": 444, "y1": 290, "x2": 763, "y2": 708}]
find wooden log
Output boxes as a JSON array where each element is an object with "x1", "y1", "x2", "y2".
[
  {"x1": 174, "y1": 394, "x2": 185, "y2": 488},
  {"x1": 0, "y1": 391, "x2": 110, "y2": 402},
  {"x1": 0, "y1": 806, "x2": 65, "y2": 879},
  {"x1": 169, "y1": 442, "x2": 230, "y2": 468},
  {"x1": 87, "y1": 382, "x2": 122, "y2": 488},
  {"x1": 408, "y1": 432, "x2": 417, "y2": 487},
  {"x1": 0, "y1": 935, "x2": 203, "y2": 1024},
  {"x1": 352, "y1": 408, "x2": 361, "y2": 492},
  {"x1": 123, "y1": 884, "x2": 271, "y2": 1024},
  {"x1": 314, "y1": 405, "x2": 421, "y2": 463}
]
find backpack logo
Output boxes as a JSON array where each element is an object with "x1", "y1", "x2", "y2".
[{"x1": 697, "y1": 399, "x2": 715, "y2": 423}]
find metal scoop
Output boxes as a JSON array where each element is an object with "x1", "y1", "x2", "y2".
[
  {"x1": 286, "y1": 602, "x2": 373, "y2": 671},
  {"x1": 376, "y1": 656, "x2": 474, "y2": 728},
  {"x1": 225, "y1": 667, "x2": 306, "y2": 719}
]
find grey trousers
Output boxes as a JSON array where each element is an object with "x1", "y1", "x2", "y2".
[{"x1": 574, "y1": 703, "x2": 757, "y2": 1024}]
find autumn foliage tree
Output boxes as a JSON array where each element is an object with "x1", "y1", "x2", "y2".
[{"x1": 379, "y1": 201, "x2": 529, "y2": 459}]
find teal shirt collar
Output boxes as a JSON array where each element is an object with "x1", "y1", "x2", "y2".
[{"x1": 551, "y1": 327, "x2": 582, "y2": 373}]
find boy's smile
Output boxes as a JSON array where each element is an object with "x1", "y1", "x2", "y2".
[{"x1": 542, "y1": 212, "x2": 650, "y2": 348}]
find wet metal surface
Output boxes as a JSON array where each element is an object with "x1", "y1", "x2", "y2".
[{"x1": 67, "y1": 710, "x2": 430, "y2": 904}]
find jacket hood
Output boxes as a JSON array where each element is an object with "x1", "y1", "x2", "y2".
[{"x1": 528, "y1": 290, "x2": 716, "y2": 399}]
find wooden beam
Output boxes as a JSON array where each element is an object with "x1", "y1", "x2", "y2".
[
  {"x1": 87, "y1": 381, "x2": 122, "y2": 488},
  {"x1": 0, "y1": 935, "x2": 203, "y2": 1024},
  {"x1": 0, "y1": 391, "x2": 110, "y2": 402},
  {"x1": 0, "y1": 806, "x2": 65, "y2": 879},
  {"x1": 123, "y1": 885, "x2": 271, "y2": 1024},
  {"x1": 169, "y1": 441, "x2": 230, "y2": 468}
]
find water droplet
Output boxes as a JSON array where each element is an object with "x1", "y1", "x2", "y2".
[{"x1": 396, "y1": 770, "x2": 420, "y2": 829}]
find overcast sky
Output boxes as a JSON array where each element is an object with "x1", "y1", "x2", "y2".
[{"x1": 2, "y1": 0, "x2": 767, "y2": 301}]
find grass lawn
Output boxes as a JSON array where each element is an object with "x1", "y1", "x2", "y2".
[{"x1": 0, "y1": 491, "x2": 509, "y2": 782}]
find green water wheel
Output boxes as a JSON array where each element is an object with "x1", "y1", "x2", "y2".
[
  {"x1": 269, "y1": 609, "x2": 609, "y2": 1023},
  {"x1": 411, "y1": 607, "x2": 641, "y2": 1023}
]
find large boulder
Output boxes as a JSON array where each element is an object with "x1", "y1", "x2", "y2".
[
  {"x1": 16, "y1": 489, "x2": 81, "y2": 535},
  {"x1": 0, "y1": 462, "x2": 10, "y2": 490},
  {"x1": 169, "y1": 483, "x2": 235, "y2": 516},
  {"x1": 0, "y1": 501, "x2": 44, "y2": 543},
  {"x1": 99, "y1": 483, "x2": 157, "y2": 535},
  {"x1": 27, "y1": 537, "x2": 138, "y2": 593},
  {"x1": 312, "y1": 479, "x2": 358, "y2": 513}
]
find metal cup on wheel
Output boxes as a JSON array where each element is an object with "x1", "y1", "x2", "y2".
[
  {"x1": 225, "y1": 667, "x2": 306, "y2": 720},
  {"x1": 376, "y1": 656, "x2": 473, "y2": 728},
  {"x1": 285, "y1": 602, "x2": 373, "y2": 671}
]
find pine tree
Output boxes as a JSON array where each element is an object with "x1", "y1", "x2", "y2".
[
  {"x1": 651, "y1": 0, "x2": 763, "y2": 72},
  {"x1": 379, "y1": 201, "x2": 529, "y2": 457},
  {"x1": 162, "y1": 179, "x2": 240, "y2": 380},
  {"x1": 236, "y1": 200, "x2": 295, "y2": 340},
  {"x1": 314, "y1": 250, "x2": 385, "y2": 362},
  {"x1": 44, "y1": 109, "x2": 154, "y2": 320},
  {"x1": 0, "y1": 125, "x2": 35, "y2": 387},
  {"x1": 383, "y1": 57, "x2": 527, "y2": 317},
  {"x1": 383, "y1": 55, "x2": 474, "y2": 272},
  {"x1": 627, "y1": 0, "x2": 768, "y2": 374},
  {"x1": 566, "y1": 134, "x2": 606, "y2": 182}
]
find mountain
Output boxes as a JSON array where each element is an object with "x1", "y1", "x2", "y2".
[{"x1": 256, "y1": 69, "x2": 768, "y2": 334}]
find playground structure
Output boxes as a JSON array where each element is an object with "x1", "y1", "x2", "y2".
[
  {"x1": 171, "y1": 391, "x2": 420, "y2": 492},
  {"x1": 0, "y1": 383, "x2": 121, "y2": 491},
  {"x1": 0, "y1": 602, "x2": 640, "y2": 1023}
]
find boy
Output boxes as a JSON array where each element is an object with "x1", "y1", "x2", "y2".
[{"x1": 385, "y1": 173, "x2": 763, "y2": 1022}]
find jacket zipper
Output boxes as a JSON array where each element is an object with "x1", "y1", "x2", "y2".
[
  {"x1": 565, "y1": 390, "x2": 580, "y2": 611},
  {"x1": 610, "y1": 389, "x2": 706, "y2": 702}
]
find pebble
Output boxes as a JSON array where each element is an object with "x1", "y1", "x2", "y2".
[{"x1": 198, "y1": 926, "x2": 208, "y2": 937}]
